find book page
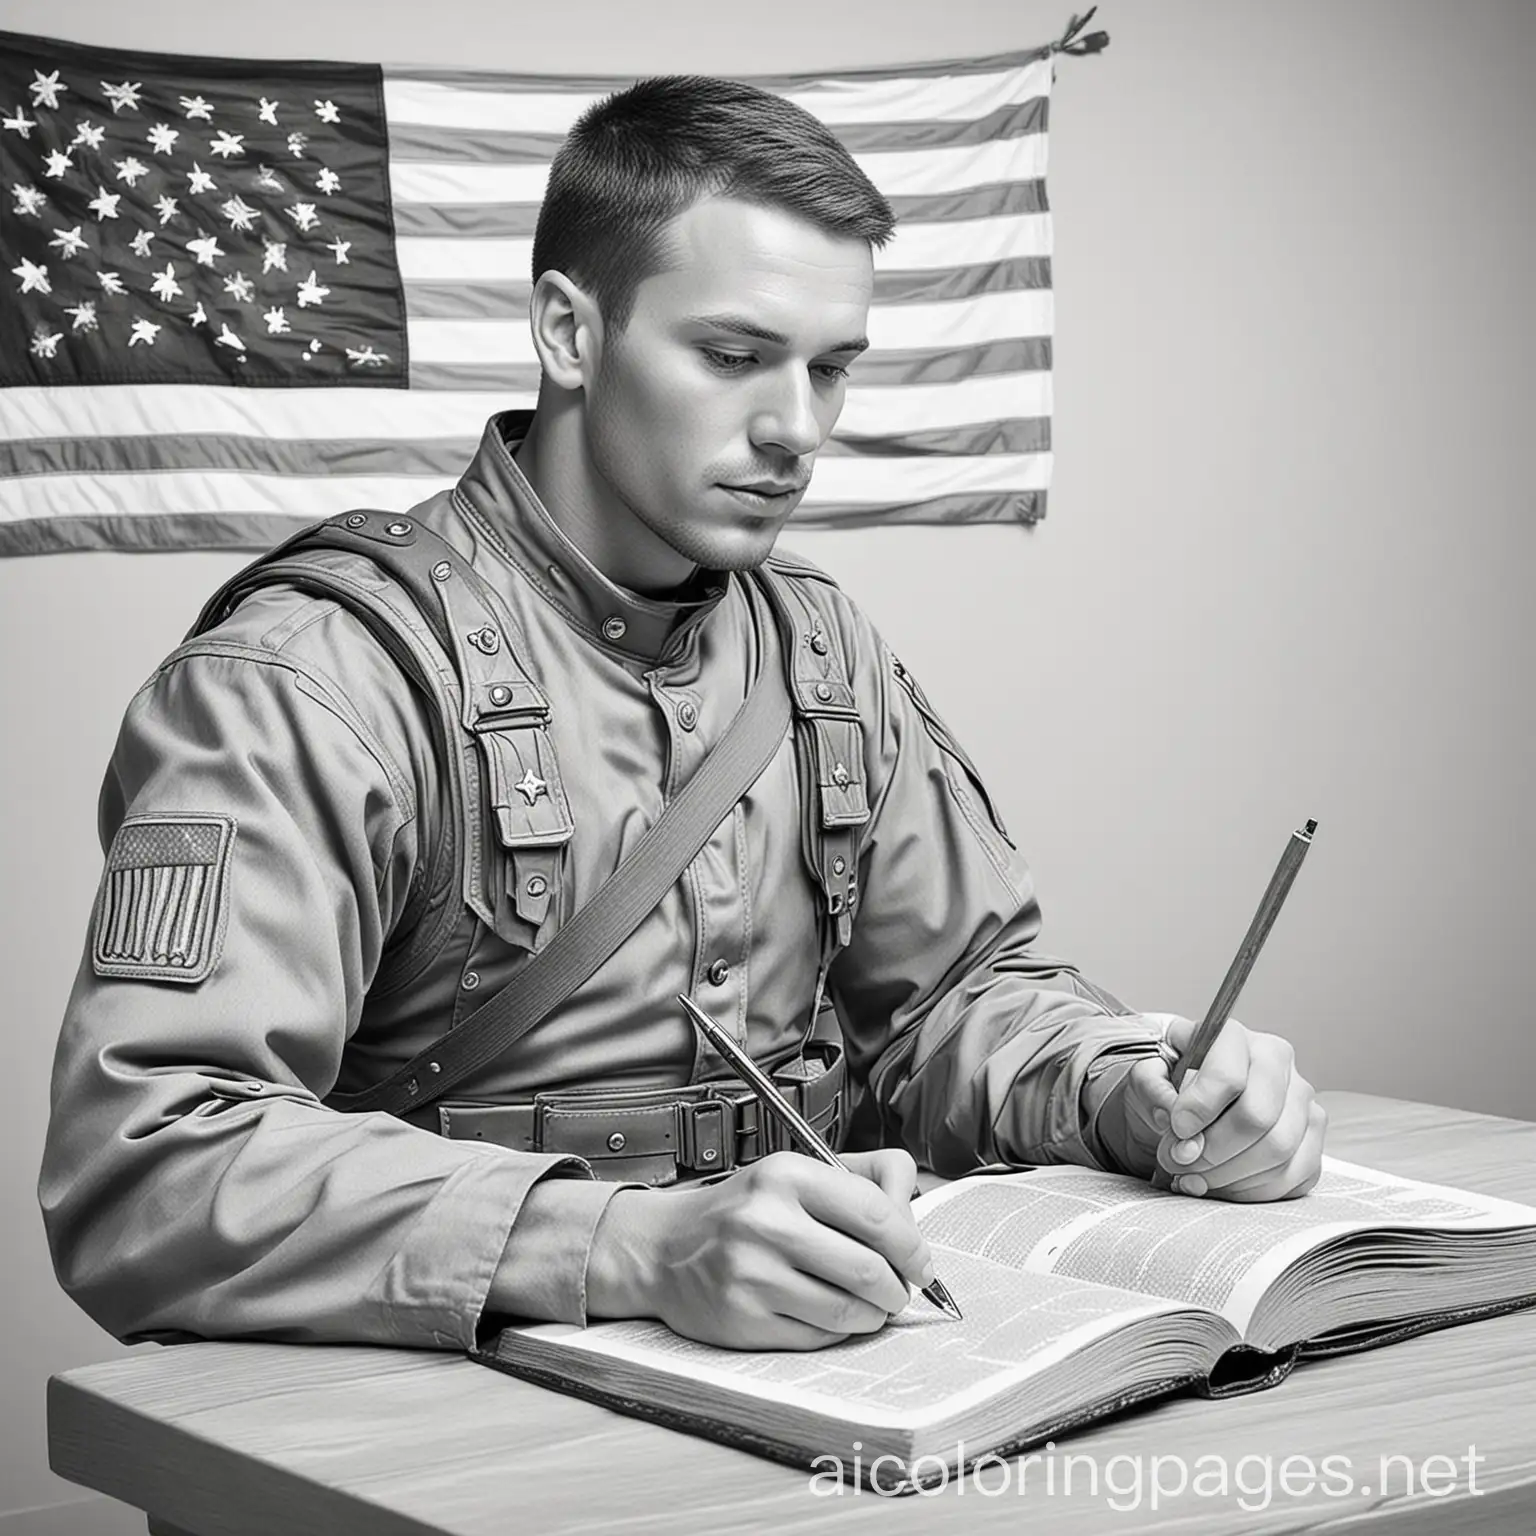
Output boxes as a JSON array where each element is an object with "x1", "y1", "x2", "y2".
[
  {"x1": 506, "y1": 1251, "x2": 1210, "y2": 1429},
  {"x1": 913, "y1": 1156, "x2": 1536, "y2": 1334}
]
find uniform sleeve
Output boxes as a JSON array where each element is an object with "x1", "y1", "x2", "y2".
[
  {"x1": 831, "y1": 628, "x2": 1166, "y2": 1178},
  {"x1": 38, "y1": 640, "x2": 610, "y2": 1350}
]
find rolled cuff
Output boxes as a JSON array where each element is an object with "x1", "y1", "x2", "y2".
[{"x1": 479, "y1": 1168, "x2": 642, "y2": 1333}]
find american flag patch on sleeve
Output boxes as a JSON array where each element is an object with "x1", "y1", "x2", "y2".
[{"x1": 92, "y1": 812, "x2": 236, "y2": 982}]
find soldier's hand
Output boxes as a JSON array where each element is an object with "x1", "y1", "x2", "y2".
[
  {"x1": 1112, "y1": 1013, "x2": 1326, "y2": 1201},
  {"x1": 587, "y1": 1149, "x2": 934, "y2": 1350}
]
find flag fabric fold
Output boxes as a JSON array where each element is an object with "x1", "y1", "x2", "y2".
[{"x1": 0, "y1": 28, "x2": 1081, "y2": 557}]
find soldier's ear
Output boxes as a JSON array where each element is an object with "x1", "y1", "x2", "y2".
[{"x1": 528, "y1": 270, "x2": 604, "y2": 392}]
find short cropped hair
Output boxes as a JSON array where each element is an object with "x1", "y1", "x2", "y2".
[{"x1": 532, "y1": 75, "x2": 895, "y2": 333}]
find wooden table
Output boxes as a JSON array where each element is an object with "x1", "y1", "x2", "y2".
[{"x1": 48, "y1": 1092, "x2": 1536, "y2": 1535}]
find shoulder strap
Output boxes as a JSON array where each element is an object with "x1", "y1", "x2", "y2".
[{"x1": 329, "y1": 629, "x2": 792, "y2": 1116}]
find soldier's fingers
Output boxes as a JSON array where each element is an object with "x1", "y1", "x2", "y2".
[
  {"x1": 1168, "y1": 1021, "x2": 1255, "y2": 1141},
  {"x1": 1190, "y1": 1101, "x2": 1328, "y2": 1203}
]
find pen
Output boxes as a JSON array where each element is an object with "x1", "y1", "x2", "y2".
[
  {"x1": 1154, "y1": 817, "x2": 1318, "y2": 1190},
  {"x1": 676, "y1": 993, "x2": 963, "y2": 1321}
]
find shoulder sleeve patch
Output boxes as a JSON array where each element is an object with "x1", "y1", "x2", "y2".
[{"x1": 92, "y1": 814, "x2": 237, "y2": 984}]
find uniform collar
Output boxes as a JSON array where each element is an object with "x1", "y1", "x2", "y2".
[{"x1": 452, "y1": 409, "x2": 729, "y2": 663}]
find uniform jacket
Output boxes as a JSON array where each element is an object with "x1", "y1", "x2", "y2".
[{"x1": 40, "y1": 410, "x2": 1165, "y2": 1350}]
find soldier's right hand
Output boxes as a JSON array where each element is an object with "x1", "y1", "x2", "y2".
[{"x1": 586, "y1": 1148, "x2": 935, "y2": 1350}]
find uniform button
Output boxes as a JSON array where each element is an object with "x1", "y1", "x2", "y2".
[
  {"x1": 707, "y1": 959, "x2": 730, "y2": 986},
  {"x1": 607, "y1": 1132, "x2": 627, "y2": 1152},
  {"x1": 602, "y1": 615, "x2": 628, "y2": 641},
  {"x1": 814, "y1": 681, "x2": 834, "y2": 702},
  {"x1": 461, "y1": 970, "x2": 481, "y2": 991},
  {"x1": 525, "y1": 874, "x2": 548, "y2": 897},
  {"x1": 676, "y1": 699, "x2": 698, "y2": 731}
]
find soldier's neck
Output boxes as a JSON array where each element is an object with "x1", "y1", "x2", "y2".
[{"x1": 513, "y1": 406, "x2": 699, "y2": 600}]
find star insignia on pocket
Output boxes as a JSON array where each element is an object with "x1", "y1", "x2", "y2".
[{"x1": 515, "y1": 768, "x2": 548, "y2": 806}]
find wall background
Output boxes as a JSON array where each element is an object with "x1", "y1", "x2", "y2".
[{"x1": 2, "y1": 1, "x2": 1532, "y2": 1529}]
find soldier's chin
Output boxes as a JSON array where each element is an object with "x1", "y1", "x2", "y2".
[{"x1": 682, "y1": 520, "x2": 786, "y2": 573}]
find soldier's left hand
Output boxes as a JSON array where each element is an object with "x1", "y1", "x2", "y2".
[{"x1": 1114, "y1": 1013, "x2": 1326, "y2": 1201}]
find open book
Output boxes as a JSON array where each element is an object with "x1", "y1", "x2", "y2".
[{"x1": 471, "y1": 1156, "x2": 1536, "y2": 1491}]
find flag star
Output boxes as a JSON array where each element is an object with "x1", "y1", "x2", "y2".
[
  {"x1": 12, "y1": 184, "x2": 48, "y2": 217},
  {"x1": 190, "y1": 301, "x2": 208, "y2": 326},
  {"x1": 42, "y1": 148, "x2": 73, "y2": 179},
  {"x1": 114, "y1": 156, "x2": 149, "y2": 186},
  {"x1": 263, "y1": 305, "x2": 290, "y2": 334},
  {"x1": 180, "y1": 95, "x2": 215, "y2": 121},
  {"x1": 326, "y1": 236, "x2": 352, "y2": 265},
  {"x1": 71, "y1": 121, "x2": 107, "y2": 151},
  {"x1": 315, "y1": 166, "x2": 342, "y2": 195},
  {"x1": 12, "y1": 257, "x2": 51, "y2": 295},
  {"x1": 66, "y1": 300, "x2": 100, "y2": 331},
  {"x1": 130, "y1": 229, "x2": 156, "y2": 258},
  {"x1": 150, "y1": 262, "x2": 183, "y2": 302},
  {"x1": 286, "y1": 131, "x2": 308, "y2": 157},
  {"x1": 49, "y1": 224, "x2": 89, "y2": 259},
  {"x1": 147, "y1": 122, "x2": 179, "y2": 154},
  {"x1": 286, "y1": 201, "x2": 320, "y2": 233},
  {"x1": 186, "y1": 233, "x2": 223, "y2": 266},
  {"x1": 262, "y1": 239, "x2": 288, "y2": 273},
  {"x1": 101, "y1": 80, "x2": 143, "y2": 114},
  {"x1": 313, "y1": 99, "x2": 340, "y2": 124},
  {"x1": 220, "y1": 195, "x2": 259, "y2": 231},
  {"x1": 215, "y1": 322, "x2": 246, "y2": 351},
  {"x1": 98, "y1": 270, "x2": 127, "y2": 295},
  {"x1": 128, "y1": 316, "x2": 162, "y2": 345},
  {"x1": 254, "y1": 164, "x2": 284, "y2": 192},
  {"x1": 295, "y1": 269, "x2": 330, "y2": 308},
  {"x1": 30, "y1": 71, "x2": 66, "y2": 110},
  {"x1": 257, "y1": 97, "x2": 280, "y2": 126},
  {"x1": 186, "y1": 162, "x2": 218, "y2": 195},
  {"x1": 3, "y1": 106, "x2": 38, "y2": 139},
  {"x1": 86, "y1": 185, "x2": 122, "y2": 220},
  {"x1": 223, "y1": 271, "x2": 255, "y2": 303},
  {"x1": 30, "y1": 326, "x2": 63, "y2": 359},
  {"x1": 154, "y1": 193, "x2": 180, "y2": 224},
  {"x1": 346, "y1": 344, "x2": 389, "y2": 367},
  {"x1": 209, "y1": 130, "x2": 245, "y2": 159}
]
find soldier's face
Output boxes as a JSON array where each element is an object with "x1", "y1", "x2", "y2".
[{"x1": 584, "y1": 195, "x2": 874, "y2": 576}]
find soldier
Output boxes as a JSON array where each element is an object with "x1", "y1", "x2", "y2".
[{"x1": 40, "y1": 76, "x2": 1324, "y2": 1354}]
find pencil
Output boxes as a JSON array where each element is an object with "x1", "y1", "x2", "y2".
[
  {"x1": 676, "y1": 994, "x2": 963, "y2": 1321},
  {"x1": 1153, "y1": 818, "x2": 1317, "y2": 1192},
  {"x1": 1169, "y1": 817, "x2": 1318, "y2": 1090}
]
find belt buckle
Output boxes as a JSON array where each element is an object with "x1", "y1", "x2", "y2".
[{"x1": 679, "y1": 1097, "x2": 734, "y2": 1174}]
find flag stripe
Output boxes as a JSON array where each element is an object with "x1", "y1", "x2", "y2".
[
  {"x1": 1, "y1": 370, "x2": 1050, "y2": 441},
  {"x1": 0, "y1": 416, "x2": 1049, "y2": 482},
  {"x1": 1, "y1": 434, "x2": 481, "y2": 479},
  {"x1": 175, "y1": 864, "x2": 208, "y2": 961},
  {"x1": 393, "y1": 210, "x2": 1050, "y2": 281},
  {"x1": 385, "y1": 134, "x2": 1048, "y2": 207},
  {"x1": 401, "y1": 256, "x2": 1051, "y2": 320},
  {"x1": 388, "y1": 178, "x2": 1048, "y2": 239},
  {"x1": 383, "y1": 98, "x2": 1047, "y2": 165},
  {"x1": 406, "y1": 337, "x2": 1049, "y2": 393},
  {"x1": 394, "y1": 49, "x2": 1055, "y2": 98},
  {"x1": 1, "y1": 452, "x2": 1049, "y2": 524},
  {"x1": 382, "y1": 56, "x2": 1054, "y2": 125},
  {"x1": 791, "y1": 489, "x2": 1043, "y2": 527},
  {"x1": 402, "y1": 290, "x2": 1052, "y2": 364}
]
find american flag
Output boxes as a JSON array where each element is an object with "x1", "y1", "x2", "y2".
[{"x1": 0, "y1": 22, "x2": 1102, "y2": 557}]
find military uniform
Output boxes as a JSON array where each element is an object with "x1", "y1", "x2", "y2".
[{"x1": 40, "y1": 410, "x2": 1166, "y2": 1351}]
